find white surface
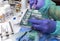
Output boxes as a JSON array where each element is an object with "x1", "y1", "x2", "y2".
[
  {"x1": 0, "y1": 0, "x2": 28, "y2": 41},
  {"x1": 0, "y1": 9, "x2": 27, "y2": 41},
  {"x1": 4, "y1": 39, "x2": 12, "y2": 41},
  {"x1": 9, "y1": 9, "x2": 27, "y2": 33},
  {"x1": 10, "y1": 9, "x2": 27, "y2": 24}
]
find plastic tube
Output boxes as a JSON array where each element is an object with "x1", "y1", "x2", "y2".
[{"x1": 21, "y1": 0, "x2": 27, "y2": 10}]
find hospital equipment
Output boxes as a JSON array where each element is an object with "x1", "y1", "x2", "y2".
[
  {"x1": 20, "y1": 9, "x2": 42, "y2": 26},
  {"x1": 8, "y1": 0, "x2": 28, "y2": 13},
  {"x1": 21, "y1": 0, "x2": 27, "y2": 10},
  {"x1": 0, "y1": 21, "x2": 14, "y2": 41},
  {"x1": 0, "y1": 26, "x2": 2, "y2": 36},
  {"x1": 15, "y1": 3, "x2": 21, "y2": 12},
  {"x1": 9, "y1": 21, "x2": 14, "y2": 34},
  {"x1": 0, "y1": 0, "x2": 13, "y2": 23},
  {"x1": 29, "y1": 18, "x2": 56, "y2": 34},
  {"x1": 0, "y1": 14, "x2": 5, "y2": 23}
]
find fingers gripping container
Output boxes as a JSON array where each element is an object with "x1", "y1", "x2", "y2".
[{"x1": 20, "y1": 9, "x2": 42, "y2": 26}]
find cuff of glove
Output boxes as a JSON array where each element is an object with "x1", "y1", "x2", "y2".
[{"x1": 52, "y1": 21, "x2": 60, "y2": 35}]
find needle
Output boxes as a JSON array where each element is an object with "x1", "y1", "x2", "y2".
[
  {"x1": 0, "y1": 25, "x2": 2, "y2": 36},
  {"x1": 5, "y1": 26, "x2": 9, "y2": 39},
  {"x1": 1, "y1": 26, "x2": 3, "y2": 41},
  {"x1": 9, "y1": 21, "x2": 14, "y2": 35}
]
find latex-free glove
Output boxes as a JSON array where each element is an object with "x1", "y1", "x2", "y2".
[
  {"x1": 39, "y1": 34, "x2": 49, "y2": 41},
  {"x1": 48, "y1": 37, "x2": 59, "y2": 41},
  {"x1": 29, "y1": 18, "x2": 56, "y2": 34},
  {"x1": 29, "y1": 0, "x2": 45, "y2": 10},
  {"x1": 29, "y1": 0, "x2": 35, "y2": 9}
]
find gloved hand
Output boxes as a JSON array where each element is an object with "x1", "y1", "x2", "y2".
[
  {"x1": 29, "y1": 18, "x2": 56, "y2": 34},
  {"x1": 29, "y1": 0, "x2": 45, "y2": 10},
  {"x1": 39, "y1": 34, "x2": 49, "y2": 41},
  {"x1": 29, "y1": 0, "x2": 35, "y2": 9},
  {"x1": 48, "y1": 37, "x2": 59, "y2": 41}
]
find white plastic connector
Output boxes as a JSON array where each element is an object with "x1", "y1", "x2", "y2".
[{"x1": 21, "y1": 0, "x2": 27, "y2": 10}]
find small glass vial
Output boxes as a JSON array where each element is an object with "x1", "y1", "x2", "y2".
[
  {"x1": 0, "y1": 14, "x2": 5, "y2": 23},
  {"x1": 15, "y1": 4, "x2": 21, "y2": 12}
]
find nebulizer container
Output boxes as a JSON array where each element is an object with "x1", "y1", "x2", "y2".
[{"x1": 20, "y1": 9, "x2": 42, "y2": 26}]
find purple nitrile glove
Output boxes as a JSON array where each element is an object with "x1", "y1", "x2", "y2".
[
  {"x1": 29, "y1": 0, "x2": 45, "y2": 10},
  {"x1": 29, "y1": 0, "x2": 35, "y2": 9},
  {"x1": 29, "y1": 18, "x2": 56, "y2": 34}
]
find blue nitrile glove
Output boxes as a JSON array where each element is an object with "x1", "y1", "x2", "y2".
[
  {"x1": 18, "y1": 27, "x2": 39, "y2": 41},
  {"x1": 20, "y1": 26, "x2": 31, "y2": 32},
  {"x1": 29, "y1": 0, "x2": 52, "y2": 18},
  {"x1": 48, "y1": 37, "x2": 59, "y2": 41},
  {"x1": 29, "y1": 18, "x2": 56, "y2": 34},
  {"x1": 39, "y1": 34, "x2": 49, "y2": 41},
  {"x1": 29, "y1": 0, "x2": 45, "y2": 10}
]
